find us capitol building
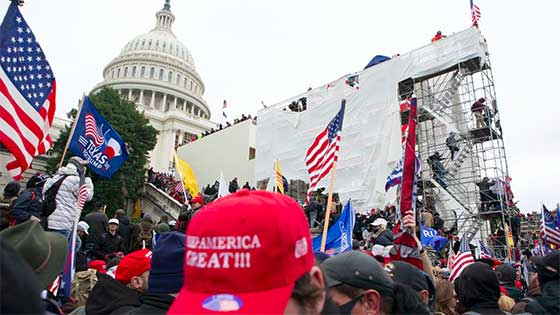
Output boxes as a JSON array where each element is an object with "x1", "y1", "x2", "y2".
[{"x1": 91, "y1": 0, "x2": 214, "y2": 171}]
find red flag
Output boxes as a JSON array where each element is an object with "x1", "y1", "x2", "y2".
[{"x1": 390, "y1": 96, "x2": 422, "y2": 269}]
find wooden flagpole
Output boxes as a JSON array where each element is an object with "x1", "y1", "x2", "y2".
[
  {"x1": 58, "y1": 94, "x2": 86, "y2": 169},
  {"x1": 320, "y1": 161, "x2": 337, "y2": 252}
]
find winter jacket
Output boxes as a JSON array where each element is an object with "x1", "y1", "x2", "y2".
[
  {"x1": 525, "y1": 279, "x2": 560, "y2": 315},
  {"x1": 374, "y1": 229, "x2": 393, "y2": 246},
  {"x1": 44, "y1": 164, "x2": 93, "y2": 232},
  {"x1": 9, "y1": 186, "x2": 43, "y2": 224},
  {"x1": 129, "y1": 293, "x2": 175, "y2": 315},
  {"x1": 84, "y1": 211, "x2": 108, "y2": 240},
  {"x1": 502, "y1": 284, "x2": 524, "y2": 303},
  {"x1": 117, "y1": 216, "x2": 132, "y2": 253},
  {"x1": 86, "y1": 272, "x2": 142, "y2": 315},
  {"x1": 94, "y1": 232, "x2": 125, "y2": 260}
]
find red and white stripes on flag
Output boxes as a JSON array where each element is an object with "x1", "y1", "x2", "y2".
[
  {"x1": 449, "y1": 237, "x2": 475, "y2": 282},
  {"x1": 175, "y1": 180, "x2": 185, "y2": 193},
  {"x1": 305, "y1": 100, "x2": 346, "y2": 203},
  {"x1": 85, "y1": 114, "x2": 104, "y2": 146},
  {"x1": 77, "y1": 183, "x2": 89, "y2": 210},
  {"x1": 541, "y1": 205, "x2": 560, "y2": 247},
  {"x1": 0, "y1": 3, "x2": 56, "y2": 180},
  {"x1": 470, "y1": 0, "x2": 481, "y2": 25}
]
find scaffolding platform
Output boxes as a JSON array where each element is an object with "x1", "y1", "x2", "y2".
[
  {"x1": 399, "y1": 52, "x2": 512, "y2": 246},
  {"x1": 469, "y1": 127, "x2": 501, "y2": 143}
]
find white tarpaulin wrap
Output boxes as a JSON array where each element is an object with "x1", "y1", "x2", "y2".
[{"x1": 256, "y1": 28, "x2": 488, "y2": 212}]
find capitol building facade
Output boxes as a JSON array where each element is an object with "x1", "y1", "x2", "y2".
[{"x1": 92, "y1": 0, "x2": 214, "y2": 171}]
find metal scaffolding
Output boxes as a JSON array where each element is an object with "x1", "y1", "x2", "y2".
[{"x1": 399, "y1": 54, "x2": 513, "y2": 259}]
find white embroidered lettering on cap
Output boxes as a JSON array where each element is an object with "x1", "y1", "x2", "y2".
[
  {"x1": 185, "y1": 234, "x2": 261, "y2": 269},
  {"x1": 295, "y1": 237, "x2": 308, "y2": 259}
]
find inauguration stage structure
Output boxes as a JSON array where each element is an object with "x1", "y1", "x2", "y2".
[{"x1": 256, "y1": 28, "x2": 511, "y2": 253}]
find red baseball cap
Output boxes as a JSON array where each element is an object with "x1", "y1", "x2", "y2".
[
  {"x1": 115, "y1": 249, "x2": 152, "y2": 284},
  {"x1": 190, "y1": 195, "x2": 204, "y2": 205},
  {"x1": 168, "y1": 190, "x2": 313, "y2": 314},
  {"x1": 88, "y1": 260, "x2": 107, "y2": 274}
]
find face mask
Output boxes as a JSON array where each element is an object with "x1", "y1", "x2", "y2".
[{"x1": 338, "y1": 294, "x2": 363, "y2": 315}]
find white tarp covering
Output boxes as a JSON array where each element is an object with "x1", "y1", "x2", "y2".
[{"x1": 255, "y1": 28, "x2": 488, "y2": 212}]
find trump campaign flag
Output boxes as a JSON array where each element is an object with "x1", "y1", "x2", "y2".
[
  {"x1": 312, "y1": 200, "x2": 355, "y2": 255},
  {"x1": 420, "y1": 225, "x2": 448, "y2": 251},
  {"x1": 0, "y1": 2, "x2": 56, "y2": 179},
  {"x1": 68, "y1": 96, "x2": 128, "y2": 178}
]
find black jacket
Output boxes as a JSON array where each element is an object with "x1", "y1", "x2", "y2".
[
  {"x1": 86, "y1": 273, "x2": 142, "y2": 315},
  {"x1": 374, "y1": 229, "x2": 393, "y2": 246},
  {"x1": 525, "y1": 279, "x2": 560, "y2": 315},
  {"x1": 118, "y1": 216, "x2": 132, "y2": 253},
  {"x1": 84, "y1": 212, "x2": 108, "y2": 240},
  {"x1": 94, "y1": 232, "x2": 125, "y2": 260},
  {"x1": 129, "y1": 293, "x2": 175, "y2": 315},
  {"x1": 9, "y1": 187, "x2": 42, "y2": 224}
]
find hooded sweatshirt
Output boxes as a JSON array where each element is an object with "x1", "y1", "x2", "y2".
[
  {"x1": 525, "y1": 279, "x2": 560, "y2": 315},
  {"x1": 129, "y1": 293, "x2": 175, "y2": 315},
  {"x1": 455, "y1": 262, "x2": 506, "y2": 315},
  {"x1": 44, "y1": 164, "x2": 94, "y2": 231},
  {"x1": 85, "y1": 272, "x2": 141, "y2": 315}
]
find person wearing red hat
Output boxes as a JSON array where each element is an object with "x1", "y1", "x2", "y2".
[
  {"x1": 168, "y1": 190, "x2": 326, "y2": 315},
  {"x1": 86, "y1": 249, "x2": 152, "y2": 314},
  {"x1": 189, "y1": 195, "x2": 204, "y2": 211}
]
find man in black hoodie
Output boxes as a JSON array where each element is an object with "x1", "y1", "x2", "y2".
[
  {"x1": 454, "y1": 262, "x2": 506, "y2": 315},
  {"x1": 525, "y1": 251, "x2": 560, "y2": 315},
  {"x1": 129, "y1": 232, "x2": 184, "y2": 314}
]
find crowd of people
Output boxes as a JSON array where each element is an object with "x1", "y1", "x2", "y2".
[
  {"x1": 0, "y1": 184, "x2": 559, "y2": 315},
  {"x1": 195, "y1": 114, "x2": 257, "y2": 142},
  {"x1": 0, "y1": 156, "x2": 559, "y2": 314}
]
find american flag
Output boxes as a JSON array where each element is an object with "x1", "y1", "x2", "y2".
[
  {"x1": 479, "y1": 240, "x2": 495, "y2": 260},
  {"x1": 449, "y1": 236, "x2": 475, "y2": 282},
  {"x1": 0, "y1": 2, "x2": 56, "y2": 180},
  {"x1": 305, "y1": 100, "x2": 346, "y2": 203},
  {"x1": 540, "y1": 204, "x2": 560, "y2": 247},
  {"x1": 85, "y1": 113, "x2": 104, "y2": 146},
  {"x1": 60, "y1": 176, "x2": 89, "y2": 298},
  {"x1": 175, "y1": 180, "x2": 185, "y2": 193},
  {"x1": 470, "y1": 0, "x2": 481, "y2": 25}
]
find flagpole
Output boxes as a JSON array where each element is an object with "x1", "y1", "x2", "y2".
[
  {"x1": 173, "y1": 150, "x2": 190, "y2": 202},
  {"x1": 320, "y1": 162, "x2": 337, "y2": 252},
  {"x1": 58, "y1": 94, "x2": 86, "y2": 169}
]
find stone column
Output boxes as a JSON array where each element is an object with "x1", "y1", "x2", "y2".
[
  {"x1": 140, "y1": 90, "x2": 144, "y2": 106},
  {"x1": 162, "y1": 94, "x2": 168, "y2": 111},
  {"x1": 173, "y1": 96, "x2": 178, "y2": 110},
  {"x1": 150, "y1": 91, "x2": 156, "y2": 108},
  {"x1": 128, "y1": 89, "x2": 133, "y2": 102},
  {"x1": 178, "y1": 131, "x2": 184, "y2": 145}
]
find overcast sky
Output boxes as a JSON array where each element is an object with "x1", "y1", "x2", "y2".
[{"x1": 3, "y1": 0, "x2": 558, "y2": 212}]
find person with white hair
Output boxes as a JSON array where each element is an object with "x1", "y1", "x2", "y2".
[{"x1": 370, "y1": 218, "x2": 394, "y2": 259}]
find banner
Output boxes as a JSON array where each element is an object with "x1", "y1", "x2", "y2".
[
  {"x1": 420, "y1": 225, "x2": 448, "y2": 251},
  {"x1": 68, "y1": 96, "x2": 128, "y2": 178},
  {"x1": 312, "y1": 200, "x2": 355, "y2": 255}
]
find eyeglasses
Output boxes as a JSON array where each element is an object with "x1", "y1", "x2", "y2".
[{"x1": 338, "y1": 293, "x2": 365, "y2": 314}]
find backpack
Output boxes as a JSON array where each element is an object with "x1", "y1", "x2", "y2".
[{"x1": 40, "y1": 175, "x2": 68, "y2": 217}]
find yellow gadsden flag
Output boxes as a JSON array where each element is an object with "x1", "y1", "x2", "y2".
[{"x1": 174, "y1": 151, "x2": 200, "y2": 196}]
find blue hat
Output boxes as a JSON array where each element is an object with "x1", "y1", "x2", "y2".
[{"x1": 148, "y1": 232, "x2": 185, "y2": 294}]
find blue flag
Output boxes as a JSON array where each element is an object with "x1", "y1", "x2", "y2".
[
  {"x1": 68, "y1": 96, "x2": 128, "y2": 178},
  {"x1": 420, "y1": 225, "x2": 448, "y2": 251},
  {"x1": 312, "y1": 200, "x2": 355, "y2": 254}
]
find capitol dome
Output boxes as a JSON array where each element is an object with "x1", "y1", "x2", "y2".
[{"x1": 92, "y1": 0, "x2": 214, "y2": 171}]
